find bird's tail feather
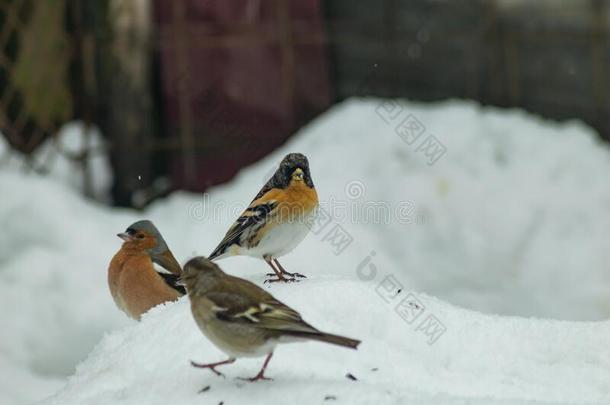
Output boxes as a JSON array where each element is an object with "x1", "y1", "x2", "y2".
[{"x1": 287, "y1": 331, "x2": 360, "y2": 349}]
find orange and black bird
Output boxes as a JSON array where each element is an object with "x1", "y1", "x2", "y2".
[
  {"x1": 108, "y1": 220, "x2": 185, "y2": 320},
  {"x1": 208, "y1": 153, "x2": 319, "y2": 283}
]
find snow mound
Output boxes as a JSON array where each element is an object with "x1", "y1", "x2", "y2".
[
  {"x1": 0, "y1": 173, "x2": 131, "y2": 405},
  {"x1": 41, "y1": 282, "x2": 610, "y2": 404},
  {"x1": 193, "y1": 98, "x2": 610, "y2": 321},
  {"x1": 2, "y1": 98, "x2": 610, "y2": 404}
]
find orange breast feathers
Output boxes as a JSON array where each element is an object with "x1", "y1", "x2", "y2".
[
  {"x1": 108, "y1": 249, "x2": 181, "y2": 320},
  {"x1": 253, "y1": 180, "x2": 319, "y2": 222}
]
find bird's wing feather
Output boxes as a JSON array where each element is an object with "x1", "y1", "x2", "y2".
[
  {"x1": 156, "y1": 272, "x2": 187, "y2": 295},
  {"x1": 209, "y1": 199, "x2": 278, "y2": 259},
  {"x1": 151, "y1": 250, "x2": 183, "y2": 275},
  {"x1": 205, "y1": 278, "x2": 318, "y2": 333}
]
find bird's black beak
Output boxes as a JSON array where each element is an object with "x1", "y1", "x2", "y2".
[{"x1": 117, "y1": 232, "x2": 134, "y2": 242}]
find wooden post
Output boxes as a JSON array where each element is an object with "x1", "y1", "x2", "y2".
[
  {"x1": 590, "y1": 0, "x2": 608, "y2": 140},
  {"x1": 104, "y1": 0, "x2": 154, "y2": 206},
  {"x1": 171, "y1": 0, "x2": 196, "y2": 189}
]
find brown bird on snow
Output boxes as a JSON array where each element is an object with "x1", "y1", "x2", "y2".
[
  {"x1": 182, "y1": 256, "x2": 360, "y2": 382},
  {"x1": 108, "y1": 220, "x2": 185, "y2": 320}
]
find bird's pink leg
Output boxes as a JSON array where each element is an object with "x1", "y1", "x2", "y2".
[
  {"x1": 273, "y1": 258, "x2": 306, "y2": 279},
  {"x1": 264, "y1": 257, "x2": 297, "y2": 283},
  {"x1": 239, "y1": 352, "x2": 274, "y2": 382},
  {"x1": 190, "y1": 358, "x2": 235, "y2": 377}
]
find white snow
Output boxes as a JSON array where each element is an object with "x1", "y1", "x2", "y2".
[
  {"x1": 37, "y1": 287, "x2": 610, "y2": 405},
  {"x1": 1, "y1": 99, "x2": 609, "y2": 404}
]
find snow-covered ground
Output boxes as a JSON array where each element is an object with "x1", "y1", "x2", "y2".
[{"x1": 1, "y1": 99, "x2": 609, "y2": 404}]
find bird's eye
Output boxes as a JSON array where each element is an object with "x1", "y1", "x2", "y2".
[{"x1": 137, "y1": 234, "x2": 145, "y2": 239}]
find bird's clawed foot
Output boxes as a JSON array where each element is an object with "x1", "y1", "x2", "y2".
[
  {"x1": 264, "y1": 274, "x2": 299, "y2": 283},
  {"x1": 273, "y1": 259, "x2": 306, "y2": 279},
  {"x1": 270, "y1": 270, "x2": 306, "y2": 279},
  {"x1": 190, "y1": 358, "x2": 235, "y2": 377},
  {"x1": 237, "y1": 352, "x2": 274, "y2": 382},
  {"x1": 238, "y1": 374, "x2": 273, "y2": 382}
]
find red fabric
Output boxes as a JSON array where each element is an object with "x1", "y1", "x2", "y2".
[{"x1": 154, "y1": 0, "x2": 332, "y2": 191}]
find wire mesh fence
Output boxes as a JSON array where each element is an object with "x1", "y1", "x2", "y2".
[{"x1": 0, "y1": 0, "x2": 103, "y2": 198}]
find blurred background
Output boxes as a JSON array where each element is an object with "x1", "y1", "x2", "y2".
[
  {"x1": 2, "y1": 1, "x2": 610, "y2": 404},
  {"x1": 1, "y1": 0, "x2": 609, "y2": 207}
]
